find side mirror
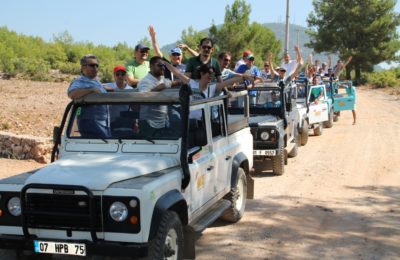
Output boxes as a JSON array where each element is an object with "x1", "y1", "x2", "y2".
[{"x1": 53, "y1": 126, "x2": 61, "y2": 144}]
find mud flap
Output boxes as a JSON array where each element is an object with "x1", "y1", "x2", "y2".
[
  {"x1": 183, "y1": 225, "x2": 196, "y2": 259},
  {"x1": 246, "y1": 174, "x2": 254, "y2": 199}
]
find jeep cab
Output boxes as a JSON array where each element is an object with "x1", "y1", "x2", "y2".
[
  {"x1": 228, "y1": 81, "x2": 299, "y2": 176},
  {"x1": 0, "y1": 86, "x2": 254, "y2": 259}
]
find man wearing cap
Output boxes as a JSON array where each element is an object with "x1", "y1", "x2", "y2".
[
  {"x1": 234, "y1": 50, "x2": 252, "y2": 71},
  {"x1": 104, "y1": 65, "x2": 133, "y2": 130},
  {"x1": 67, "y1": 54, "x2": 110, "y2": 138},
  {"x1": 270, "y1": 51, "x2": 304, "y2": 84},
  {"x1": 185, "y1": 37, "x2": 222, "y2": 82},
  {"x1": 149, "y1": 25, "x2": 195, "y2": 86},
  {"x1": 126, "y1": 43, "x2": 150, "y2": 87},
  {"x1": 235, "y1": 54, "x2": 262, "y2": 88}
]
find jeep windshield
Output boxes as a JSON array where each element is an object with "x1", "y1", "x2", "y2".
[
  {"x1": 67, "y1": 100, "x2": 183, "y2": 141},
  {"x1": 229, "y1": 88, "x2": 282, "y2": 115}
]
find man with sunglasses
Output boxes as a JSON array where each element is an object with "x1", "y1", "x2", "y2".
[
  {"x1": 126, "y1": 43, "x2": 150, "y2": 88},
  {"x1": 137, "y1": 56, "x2": 173, "y2": 137},
  {"x1": 185, "y1": 38, "x2": 222, "y2": 82},
  {"x1": 218, "y1": 51, "x2": 241, "y2": 81},
  {"x1": 67, "y1": 54, "x2": 110, "y2": 138}
]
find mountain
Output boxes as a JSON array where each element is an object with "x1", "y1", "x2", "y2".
[{"x1": 161, "y1": 23, "x2": 339, "y2": 64}]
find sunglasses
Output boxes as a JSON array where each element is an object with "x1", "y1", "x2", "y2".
[
  {"x1": 85, "y1": 63, "x2": 99, "y2": 68},
  {"x1": 115, "y1": 72, "x2": 126, "y2": 76},
  {"x1": 224, "y1": 58, "x2": 231, "y2": 62},
  {"x1": 140, "y1": 50, "x2": 149, "y2": 54},
  {"x1": 201, "y1": 45, "x2": 212, "y2": 50},
  {"x1": 171, "y1": 53, "x2": 181, "y2": 57},
  {"x1": 157, "y1": 64, "x2": 166, "y2": 69},
  {"x1": 264, "y1": 64, "x2": 270, "y2": 67}
]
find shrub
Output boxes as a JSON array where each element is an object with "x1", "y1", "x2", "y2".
[{"x1": 365, "y1": 69, "x2": 400, "y2": 88}]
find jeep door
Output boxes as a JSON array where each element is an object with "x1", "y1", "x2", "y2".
[
  {"x1": 187, "y1": 106, "x2": 217, "y2": 211},
  {"x1": 307, "y1": 85, "x2": 329, "y2": 124},
  {"x1": 209, "y1": 103, "x2": 231, "y2": 194}
]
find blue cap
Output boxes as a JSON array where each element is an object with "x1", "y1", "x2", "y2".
[
  {"x1": 135, "y1": 43, "x2": 150, "y2": 51},
  {"x1": 170, "y1": 47, "x2": 182, "y2": 55}
]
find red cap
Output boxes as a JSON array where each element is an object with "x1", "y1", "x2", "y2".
[
  {"x1": 113, "y1": 65, "x2": 126, "y2": 73},
  {"x1": 243, "y1": 50, "x2": 252, "y2": 57}
]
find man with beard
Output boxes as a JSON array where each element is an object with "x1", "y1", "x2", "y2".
[{"x1": 137, "y1": 56, "x2": 173, "y2": 137}]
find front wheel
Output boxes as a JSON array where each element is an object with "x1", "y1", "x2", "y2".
[
  {"x1": 221, "y1": 168, "x2": 247, "y2": 223},
  {"x1": 148, "y1": 211, "x2": 183, "y2": 260},
  {"x1": 272, "y1": 145, "x2": 285, "y2": 175},
  {"x1": 300, "y1": 120, "x2": 309, "y2": 146},
  {"x1": 323, "y1": 109, "x2": 334, "y2": 128},
  {"x1": 313, "y1": 124, "x2": 323, "y2": 136}
]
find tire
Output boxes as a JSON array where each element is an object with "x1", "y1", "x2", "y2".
[
  {"x1": 221, "y1": 168, "x2": 247, "y2": 223},
  {"x1": 313, "y1": 124, "x2": 323, "y2": 136},
  {"x1": 272, "y1": 145, "x2": 285, "y2": 175},
  {"x1": 288, "y1": 142, "x2": 298, "y2": 158},
  {"x1": 323, "y1": 108, "x2": 334, "y2": 128},
  {"x1": 333, "y1": 112, "x2": 340, "y2": 122},
  {"x1": 148, "y1": 211, "x2": 183, "y2": 260},
  {"x1": 300, "y1": 120, "x2": 309, "y2": 146}
]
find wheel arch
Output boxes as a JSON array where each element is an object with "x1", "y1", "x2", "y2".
[
  {"x1": 148, "y1": 190, "x2": 188, "y2": 240},
  {"x1": 231, "y1": 152, "x2": 254, "y2": 199}
]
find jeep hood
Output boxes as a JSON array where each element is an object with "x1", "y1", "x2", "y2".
[
  {"x1": 249, "y1": 115, "x2": 281, "y2": 127},
  {"x1": 25, "y1": 154, "x2": 180, "y2": 190}
]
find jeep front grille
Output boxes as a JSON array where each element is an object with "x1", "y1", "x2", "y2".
[{"x1": 24, "y1": 193, "x2": 102, "y2": 231}]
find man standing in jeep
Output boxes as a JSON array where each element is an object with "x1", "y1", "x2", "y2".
[{"x1": 67, "y1": 54, "x2": 110, "y2": 138}]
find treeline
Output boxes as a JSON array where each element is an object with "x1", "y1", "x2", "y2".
[{"x1": 0, "y1": 27, "x2": 134, "y2": 82}]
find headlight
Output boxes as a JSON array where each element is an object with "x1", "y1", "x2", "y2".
[
  {"x1": 7, "y1": 197, "x2": 21, "y2": 216},
  {"x1": 260, "y1": 131, "x2": 270, "y2": 140},
  {"x1": 109, "y1": 202, "x2": 128, "y2": 222}
]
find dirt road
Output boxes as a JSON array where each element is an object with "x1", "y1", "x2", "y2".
[{"x1": 0, "y1": 87, "x2": 399, "y2": 259}]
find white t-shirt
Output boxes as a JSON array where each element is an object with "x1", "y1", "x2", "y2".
[
  {"x1": 281, "y1": 60, "x2": 298, "y2": 76},
  {"x1": 138, "y1": 73, "x2": 172, "y2": 128},
  {"x1": 234, "y1": 58, "x2": 246, "y2": 71}
]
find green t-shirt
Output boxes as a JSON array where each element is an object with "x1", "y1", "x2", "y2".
[
  {"x1": 185, "y1": 56, "x2": 221, "y2": 80},
  {"x1": 125, "y1": 59, "x2": 149, "y2": 83}
]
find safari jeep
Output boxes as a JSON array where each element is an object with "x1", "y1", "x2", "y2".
[
  {"x1": 296, "y1": 83, "x2": 330, "y2": 138},
  {"x1": 0, "y1": 86, "x2": 254, "y2": 259},
  {"x1": 229, "y1": 81, "x2": 299, "y2": 176}
]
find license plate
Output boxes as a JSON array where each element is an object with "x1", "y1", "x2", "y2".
[
  {"x1": 253, "y1": 150, "x2": 276, "y2": 156},
  {"x1": 34, "y1": 240, "x2": 86, "y2": 256}
]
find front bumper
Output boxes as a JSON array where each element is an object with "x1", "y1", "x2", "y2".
[{"x1": 0, "y1": 235, "x2": 149, "y2": 257}]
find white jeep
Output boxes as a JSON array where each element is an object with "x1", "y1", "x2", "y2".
[{"x1": 0, "y1": 87, "x2": 254, "y2": 259}]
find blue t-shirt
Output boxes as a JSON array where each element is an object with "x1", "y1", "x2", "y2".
[
  {"x1": 68, "y1": 76, "x2": 110, "y2": 138},
  {"x1": 236, "y1": 64, "x2": 261, "y2": 95}
]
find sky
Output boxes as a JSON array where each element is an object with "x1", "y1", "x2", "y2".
[{"x1": 0, "y1": 0, "x2": 317, "y2": 47}]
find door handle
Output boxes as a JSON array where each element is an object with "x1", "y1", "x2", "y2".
[
  {"x1": 207, "y1": 166, "x2": 214, "y2": 171},
  {"x1": 225, "y1": 156, "x2": 232, "y2": 161}
]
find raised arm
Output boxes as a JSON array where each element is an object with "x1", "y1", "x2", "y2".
[
  {"x1": 149, "y1": 25, "x2": 163, "y2": 58},
  {"x1": 327, "y1": 55, "x2": 332, "y2": 69},
  {"x1": 178, "y1": 43, "x2": 199, "y2": 57},
  {"x1": 160, "y1": 60, "x2": 190, "y2": 85},
  {"x1": 295, "y1": 45, "x2": 301, "y2": 63},
  {"x1": 288, "y1": 55, "x2": 304, "y2": 81},
  {"x1": 343, "y1": 55, "x2": 353, "y2": 68},
  {"x1": 215, "y1": 74, "x2": 253, "y2": 92},
  {"x1": 268, "y1": 52, "x2": 278, "y2": 78}
]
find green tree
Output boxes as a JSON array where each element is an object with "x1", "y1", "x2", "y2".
[
  {"x1": 209, "y1": 0, "x2": 281, "y2": 68},
  {"x1": 307, "y1": 0, "x2": 400, "y2": 81}
]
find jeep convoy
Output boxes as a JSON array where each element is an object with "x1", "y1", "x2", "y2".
[
  {"x1": 0, "y1": 79, "x2": 350, "y2": 259},
  {"x1": 0, "y1": 86, "x2": 254, "y2": 259}
]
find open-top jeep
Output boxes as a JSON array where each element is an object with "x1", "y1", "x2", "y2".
[
  {"x1": 228, "y1": 81, "x2": 299, "y2": 176},
  {"x1": 296, "y1": 81, "x2": 331, "y2": 138},
  {"x1": 0, "y1": 86, "x2": 254, "y2": 259}
]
